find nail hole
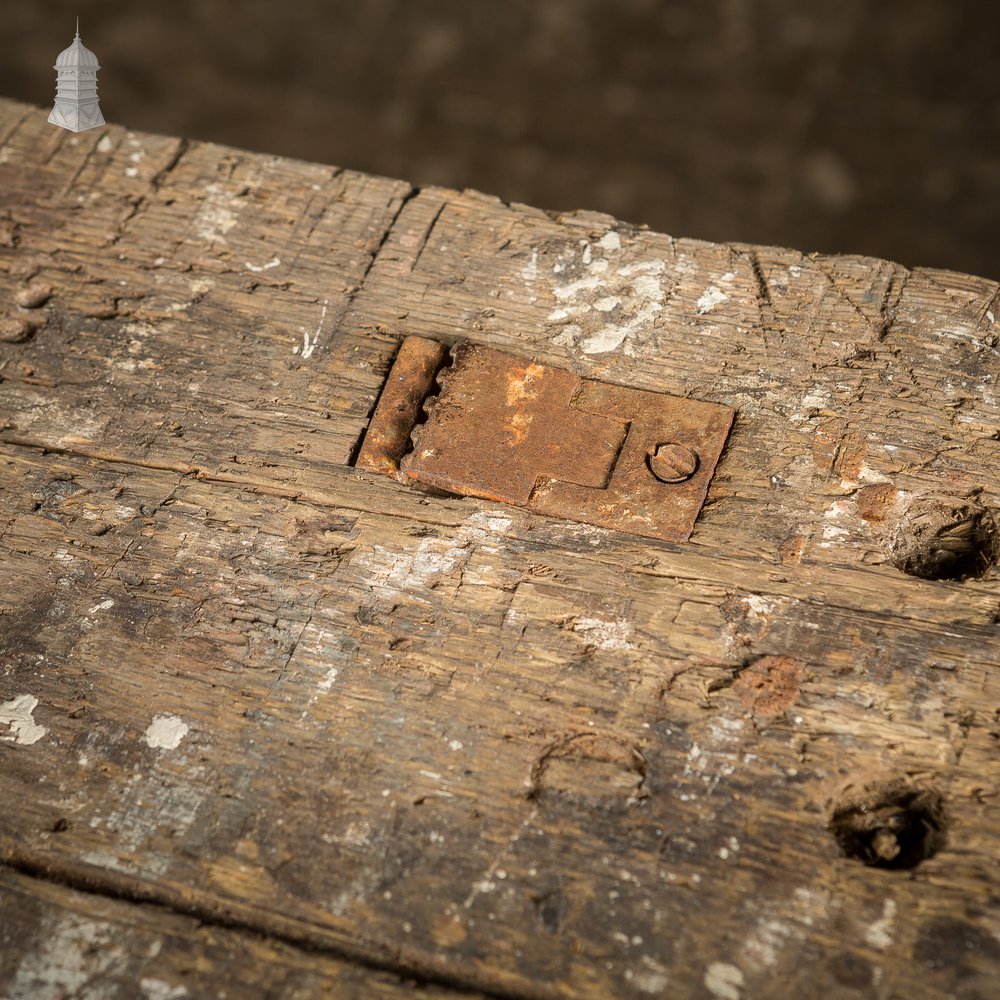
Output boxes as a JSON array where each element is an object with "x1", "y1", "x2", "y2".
[
  {"x1": 828, "y1": 778, "x2": 946, "y2": 869},
  {"x1": 888, "y1": 500, "x2": 998, "y2": 581}
]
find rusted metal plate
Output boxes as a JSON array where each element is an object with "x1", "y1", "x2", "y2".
[
  {"x1": 405, "y1": 344, "x2": 629, "y2": 505},
  {"x1": 360, "y1": 337, "x2": 734, "y2": 542}
]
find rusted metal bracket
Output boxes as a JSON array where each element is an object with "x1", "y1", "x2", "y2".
[{"x1": 356, "y1": 337, "x2": 734, "y2": 542}]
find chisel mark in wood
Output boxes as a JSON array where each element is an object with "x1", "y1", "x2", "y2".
[{"x1": 411, "y1": 201, "x2": 446, "y2": 272}]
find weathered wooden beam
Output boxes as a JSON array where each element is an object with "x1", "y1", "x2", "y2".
[
  {"x1": 0, "y1": 868, "x2": 477, "y2": 998},
  {"x1": 1, "y1": 98, "x2": 999, "y2": 999}
]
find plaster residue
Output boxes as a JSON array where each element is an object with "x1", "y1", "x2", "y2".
[
  {"x1": 597, "y1": 230, "x2": 622, "y2": 252},
  {"x1": 82, "y1": 765, "x2": 208, "y2": 877},
  {"x1": 696, "y1": 284, "x2": 728, "y2": 314},
  {"x1": 192, "y1": 182, "x2": 240, "y2": 243},
  {"x1": 571, "y1": 615, "x2": 634, "y2": 651},
  {"x1": 820, "y1": 499, "x2": 857, "y2": 547},
  {"x1": 743, "y1": 594, "x2": 779, "y2": 626},
  {"x1": 144, "y1": 714, "x2": 190, "y2": 750},
  {"x1": 0, "y1": 694, "x2": 47, "y2": 745},
  {"x1": 543, "y1": 230, "x2": 669, "y2": 356},
  {"x1": 10, "y1": 915, "x2": 120, "y2": 998},
  {"x1": 353, "y1": 510, "x2": 515, "y2": 603},
  {"x1": 786, "y1": 384, "x2": 834, "y2": 426}
]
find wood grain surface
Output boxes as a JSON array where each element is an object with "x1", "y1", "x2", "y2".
[{"x1": 1, "y1": 98, "x2": 999, "y2": 999}]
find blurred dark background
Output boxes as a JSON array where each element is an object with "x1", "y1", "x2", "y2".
[{"x1": 4, "y1": 0, "x2": 999, "y2": 278}]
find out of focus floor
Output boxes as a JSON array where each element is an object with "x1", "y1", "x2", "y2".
[{"x1": 4, "y1": 0, "x2": 999, "y2": 279}]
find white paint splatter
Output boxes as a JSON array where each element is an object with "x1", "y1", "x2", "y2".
[
  {"x1": 865, "y1": 899, "x2": 897, "y2": 949},
  {"x1": 96, "y1": 135, "x2": 114, "y2": 153},
  {"x1": 144, "y1": 714, "x2": 190, "y2": 750},
  {"x1": 244, "y1": 256, "x2": 282, "y2": 272},
  {"x1": 141, "y1": 979, "x2": 189, "y2": 1000},
  {"x1": 626, "y1": 956, "x2": 670, "y2": 994},
  {"x1": 297, "y1": 299, "x2": 328, "y2": 359},
  {"x1": 697, "y1": 285, "x2": 728, "y2": 314},
  {"x1": 572, "y1": 616, "x2": 634, "y2": 650},
  {"x1": 705, "y1": 962, "x2": 745, "y2": 1000},
  {"x1": 0, "y1": 694, "x2": 47, "y2": 745},
  {"x1": 88, "y1": 598, "x2": 115, "y2": 614},
  {"x1": 318, "y1": 667, "x2": 339, "y2": 691}
]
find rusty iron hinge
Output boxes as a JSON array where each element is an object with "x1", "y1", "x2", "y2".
[{"x1": 356, "y1": 337, "x2": 734, "y2": 542}]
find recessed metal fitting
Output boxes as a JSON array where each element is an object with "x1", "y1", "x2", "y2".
[{"x1": 357, "y1": 337, "x2": 734, "y2": 542}]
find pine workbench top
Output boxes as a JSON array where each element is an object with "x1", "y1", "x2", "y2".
[{"x1": 1, "y1": 98, "x2": 998, "y2": 999}]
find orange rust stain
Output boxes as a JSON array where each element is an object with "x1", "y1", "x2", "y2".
[
  {"x1": 779, "y1": 535, "x2": 805, "y2": 564},
  {"x1": 835, "y1": 431, "x2": 868, "y2": 481},
  {"x1": 504, "y1": 363, "x2": 545, "y2": 406},
  {"x1": 733, "y1": 654, "x2": 803, "y2": 718},
  {"x1": 856, "y1": 483, "x2": 899, "y2": 523},
  {"x1": 811, "y1": 418, "x2": 844, "y2": 473},
  {"x1": 503, "y1": 363, "x2": 545, "y2": 445}
]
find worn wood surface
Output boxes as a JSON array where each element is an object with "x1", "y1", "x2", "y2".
[
  {"x1": 1, "y1": 97, "x2": 999, "y2": 998},
  {"x1": 0, "y1": 869, "x2": 471, "y2": 999}
]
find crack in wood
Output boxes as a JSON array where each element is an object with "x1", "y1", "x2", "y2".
[{"x1": 0, "y1": 843, "x2": 548, "y2": 1000}]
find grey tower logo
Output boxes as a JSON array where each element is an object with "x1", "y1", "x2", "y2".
[{"x1": 48, "y1": 19, "x2": 105, "y2": 133}]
